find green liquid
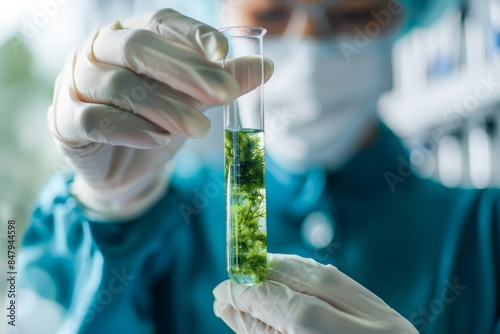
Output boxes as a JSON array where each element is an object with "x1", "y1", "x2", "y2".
[{"x1": 224, "y1": 129, "x2": 267, "y2": 285}]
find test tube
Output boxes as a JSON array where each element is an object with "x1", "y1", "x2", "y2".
[{"x1": 219, "y1": 27, "x2": 267, "y2": 285}]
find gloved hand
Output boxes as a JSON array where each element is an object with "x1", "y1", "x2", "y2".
[
  {"x1": 49, "y1": 9, "x2": 273, "y2": 221},
  {"x1": 213, "y1": 253, "x2": 418, "y2": 334}
]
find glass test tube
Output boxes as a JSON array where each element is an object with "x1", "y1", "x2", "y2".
[{"x1": 219, "y1": 27, "x2": 267, "y2": 285}]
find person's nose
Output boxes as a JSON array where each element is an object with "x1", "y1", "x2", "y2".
[
  {"x1": 297, "y1": 7, "x2": 330, "y2": 37},
  {"x1": 301, "y1": 14, "x2": 319, "y2": 36}
]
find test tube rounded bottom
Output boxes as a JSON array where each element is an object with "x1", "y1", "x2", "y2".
[{"x1": 225, "y1": 129, "x2": 267, "y2": 285}]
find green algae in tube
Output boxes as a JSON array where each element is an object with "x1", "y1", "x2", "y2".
[{"x1": 219, "y1": 27, "x2": 267, "y2": 285}]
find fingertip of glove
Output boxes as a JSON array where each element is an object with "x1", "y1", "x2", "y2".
[
  {"x1": 212, "y1": 280, "x2": 237, "y2": 307},
  {"x1": 219, "y1": 82, "x2": 239, "y2": 104},
  {"x1": 198, "y1": 29, "x2": 228, "y2": 62},
  {"x1": 213, "y1": 279, "x2": 249, "y2": 301},
  {"x1": 149, "y1": 131, "x2": 171, "y2": 146},
  {"x1": 263, "y1": 57, "x2": 274, "y2": 83},
  {"x1": 212, "y1": 280, "x2": 228, "y2": 298},
  {"x1": 199, "y1": 68, "x2": 239, "y2": 105},
  {"x1": 187, "y1": 116, "x2": 211, "y2": 139},
  {"x1": 265, "y1": 253, "x2": 340, "y2": 282}
]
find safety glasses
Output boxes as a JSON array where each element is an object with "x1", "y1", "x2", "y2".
[{"x1": 235, "y1": 0, "x2": 403, "y2": 37}]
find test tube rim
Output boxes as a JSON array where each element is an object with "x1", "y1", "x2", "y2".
[{"x1": 218, "y1": 26, "x2": 267, "y2": 39}]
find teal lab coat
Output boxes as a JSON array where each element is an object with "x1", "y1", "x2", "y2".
[{"x1": 18, "y1": 125, "x2": 500, "y2": 333}]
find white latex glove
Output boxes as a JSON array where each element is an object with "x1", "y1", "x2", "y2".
[
  {"x1": 213, "y1": 253, "x2": 418, "y2": 334},
  {"x1": 48, "y1": 9, "x2": 273, "y2": 221}
]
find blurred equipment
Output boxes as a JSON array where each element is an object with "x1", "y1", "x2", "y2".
[{"x1": 379, "y1": 0, "x2": 500, "y2": 188}]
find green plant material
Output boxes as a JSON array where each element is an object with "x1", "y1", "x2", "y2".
[{"x1": 224, "y1": 129, "x2": 267, "y2": 284}]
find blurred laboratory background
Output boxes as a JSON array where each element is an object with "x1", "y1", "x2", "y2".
[
  {"x1": 380, "y1": 0, "x2": 500, "y2": 188},
  {"x1": 1, "y1": 0, "x2": 500, "y2": 326}
]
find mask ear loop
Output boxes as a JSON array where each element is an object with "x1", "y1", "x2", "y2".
[
  {"x1": 283, "y1": 4, "x2": 310, "y2": 38},
  {"x1": 308, "y1": 3, "x2": 333, "y2": 35}
]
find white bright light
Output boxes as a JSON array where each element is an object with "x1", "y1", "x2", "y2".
[
  {"x1": 301, "y1": 211, "x2": 334, "y2": 249},
  {"x1": 0, "y1": 0, "x2": 39, "y2": 42},
  {"x1": 438, "y1": 136, "x2": 462, "y2": 187},
  {"x1": 469, "y1": 127, "x2": 491, "y2": 188}
]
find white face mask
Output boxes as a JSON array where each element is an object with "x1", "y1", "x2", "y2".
[{"x1": 263, "y1": 37, "x2": 393, "y2": 173}]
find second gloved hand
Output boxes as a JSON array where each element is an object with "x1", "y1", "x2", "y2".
[
  {"x1": 213, "y1": 253, "x2": 417, "y2": 334},
  {"x1": 49, "y1": 9, "x2": 273, "y2": 221}
]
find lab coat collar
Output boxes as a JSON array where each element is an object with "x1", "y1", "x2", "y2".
[
  {"x1": 266, "y1": 122, "x2": 410, "y2": 217},
  {"x1": 330, "y1": 122, "x2": 411, "y2": 192}
]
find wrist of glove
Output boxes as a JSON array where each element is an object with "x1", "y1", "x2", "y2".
[
  {"x1": 70, "y1": 162, "x2": 172, "y2": 222},
  {"x1": 213, "y1": 253, "x2": 417, "y2": 334},
  {"x1": 59, "y1": 138, "x2": 174, "y2": 221}
]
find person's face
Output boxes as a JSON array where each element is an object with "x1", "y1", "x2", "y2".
[{"x1": 230, "y1": 0, "x2": 403, "y2": 37}]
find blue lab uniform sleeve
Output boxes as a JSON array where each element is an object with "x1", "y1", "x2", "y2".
[
  {"x1": 17, "y1": 171, "x2": 229, "y2": 334},
  {"x1": 19, "y1": 173, "x2": 168, "y2": 333}
]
